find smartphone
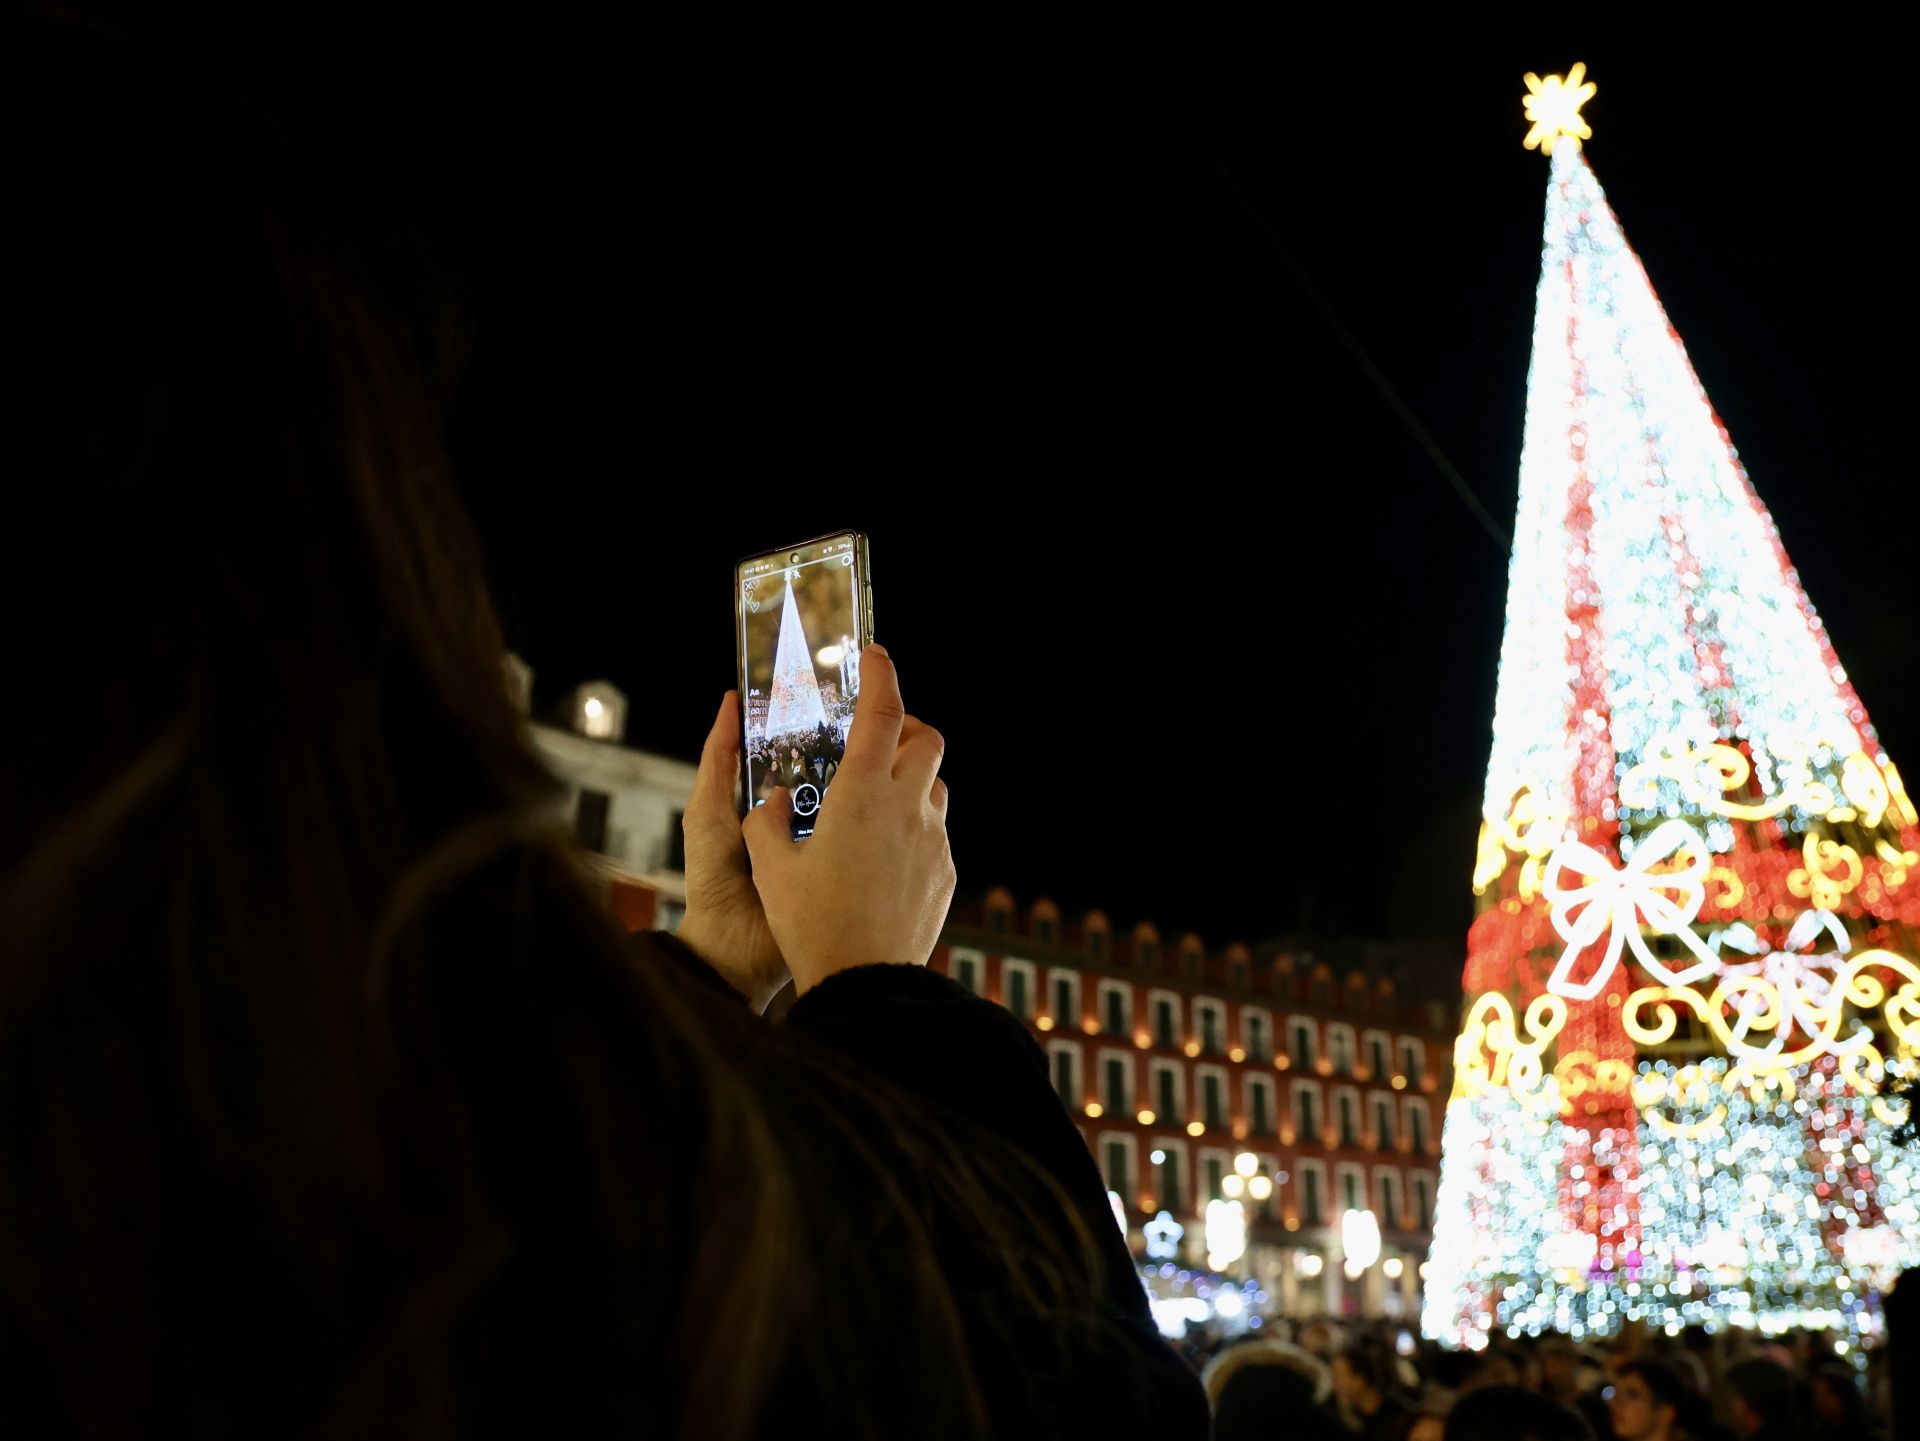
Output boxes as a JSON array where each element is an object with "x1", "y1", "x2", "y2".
[{"x1": 734, "y1": 530, "x2": 873, "y2": 838}]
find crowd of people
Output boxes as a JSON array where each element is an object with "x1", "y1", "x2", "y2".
[
  {"x1": 1180, "y1": 1316, "x2": 1895, "y2": 1441},
  {"x1": 747, "y1": 722, "x2": 848, "y2": 805}
]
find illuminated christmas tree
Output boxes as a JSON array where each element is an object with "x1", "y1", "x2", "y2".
[
  {"x1": 1423, "y1": 66, "x2": 1920, "y2": 1349},
  {"x1": 764, "y1": 571, "x2": 828, "y2": 738}
]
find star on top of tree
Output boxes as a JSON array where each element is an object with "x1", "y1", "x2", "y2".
[{"x1": 1522, "y1": 62, "x2": 1596, "y2": 154}]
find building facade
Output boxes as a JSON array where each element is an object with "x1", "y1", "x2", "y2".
[
  {"x1": 511, "y1": 657, "x2": 694, "y2": 931},
  {"x1": 933, "y1": 889, "x2": 1456, "y2": 1319}
]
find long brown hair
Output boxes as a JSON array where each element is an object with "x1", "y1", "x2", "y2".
[{"x1": 1, "y1": 12, "x2": 1113, "y2": 1438}]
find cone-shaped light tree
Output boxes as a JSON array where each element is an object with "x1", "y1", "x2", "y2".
[{"x1": 1423, "y1": 65, "x2": 1920, "y2": 1349}]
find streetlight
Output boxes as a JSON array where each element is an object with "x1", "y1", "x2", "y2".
[{"x1": 1341, "y1": 1208, "x2": 1381, "y2": 1281}]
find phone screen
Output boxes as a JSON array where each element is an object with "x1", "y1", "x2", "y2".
[{"x1": 736, "y1": 532, "x2": 868, "y2": 838}]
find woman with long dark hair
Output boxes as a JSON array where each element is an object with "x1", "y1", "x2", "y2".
[{"x1": 0, "y1": 10, "x2": 1207, "y2": 1436}]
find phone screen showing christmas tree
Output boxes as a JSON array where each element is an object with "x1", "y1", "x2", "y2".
[{"x1": 735, "y1": 531, "x2": 870, "y2": 838}]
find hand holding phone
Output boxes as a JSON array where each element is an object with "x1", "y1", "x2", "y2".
[
  {"x1": 735, "y1": 532, "x2": 873, "y2": 838},
  {"x1": 742, "y1": 645, "x2": 955, "y2": 994},
  {"x1": 676, "y1": 690, "x2": 790, "y2": 1012}
]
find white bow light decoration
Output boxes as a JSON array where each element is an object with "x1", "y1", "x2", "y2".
[{"x1": 1541, "y1": 820, "x2": 1723, "y2": 1001}]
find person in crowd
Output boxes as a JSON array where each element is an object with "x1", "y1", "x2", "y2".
[
  {"x1": 1539, "y1": 1337, "x2": 1587, "y2": 1409},
  {"x1": 0, "y1": 11, "x2": 1211, "y2": 1437},
  {"x1": 1723, "y1": 1358, "x2": 1811, "y2": 1441},
  {"x1": 1446, "y1": 1385, "x2": 1593, "y2": 1441},
  {"x1": 1807, "y1": 1361, "x2": 1885, "y2": 1441},
  {"x1": 1406, "y1": 1402, "x2": 1450, "y2": 1441},
  {"x1": 1333, "y1": 1336, "x2": 1415, "y2": 1441},
  {"x1": 1299, "y1": 1321, "x2": 1338, "y2": 1361},
  {"x1": 1607, "y1": 1359, "x2": 1689, "y2": 1441},
  {"x1": 1203, "y1": 1338, "x2": 1345, "y2": 1441}
]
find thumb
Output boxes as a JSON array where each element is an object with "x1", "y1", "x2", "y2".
[{"x1": 742, "y1": 788, "x2": 796, "y2": 870}]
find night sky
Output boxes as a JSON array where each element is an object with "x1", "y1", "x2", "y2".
[{"x1": 144, "y1": 19, "x2": 1914, "y2": 956}]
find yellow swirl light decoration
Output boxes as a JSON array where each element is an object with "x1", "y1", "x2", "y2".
[
  {"x1": 1618, "y1": 740, "x2": 1839, "y2": 823},
  {"x1": 1621, "y1": 948, "x2": 1920, "y2": 1080},
  {"x1": 1476, "y1": 780, "x2": 1571, "y2": 896},
  {"x1": 1472, "y1": 820, "x2": 1507, "y2": 895},
  {"x1": 1553, "y1": 1051, "x2": 1635, "y2": 1117},
  {"x1": 1630, "y1": 1063, "x2": 1731, "y2": 1139},
  {"x1": 1884, "y1": 757, "x2": 1919, "y2": 828},
  {"x1": 1839, "y1": 751, "x2": 1891, "y2": 829},
  {"x1": 1452, "y1": 990, "x2": 1568, "y2": 1112},
  {"x1": 1789, "y1": 834, "x2": 1864, "y2": 910},
  {"x1": 1707, "y1": 865, "x2": 1745, "y2": 910}
]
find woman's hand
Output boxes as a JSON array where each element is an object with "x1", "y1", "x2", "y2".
[
  {"x1": 743, "y1": 645, "x2": 955, "y2": 995},
  {"x1": 675, "y1": 691, "x2": 789, "y2": 1012}
]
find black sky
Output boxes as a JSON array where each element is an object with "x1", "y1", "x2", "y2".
[{"x1": 150, "y1": 18, "x2": 1915, "y2": 953}]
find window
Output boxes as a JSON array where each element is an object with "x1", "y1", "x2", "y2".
[
  {"x1": 1229, "y1": 960, "x2": 1249, "y2": 992},
  {"x1": 1101, "y1": 982, "x2": 1131, "y2": 1038},
  {"x1": 950, "y1": 948, "x2": 984, "y2": 994},
  {"x1": 1300, "y1": 1161, "x2": 1327, "y2": 1226},
  {"x1": 1290, "y1": 1018, "x2": 1317, "y2": 1069},
  {"x1": 1244, "y1": 1008, "x2": 1273, "y2": 1061},
  {"x1": 1293, "y1": 1081, "x2": 1322, "y2": 1145},
  {"x1": 989, "y1": 904, "x2": 1010, "y2": 934},
  {"x1": 1407, "y1": 1099, "x2": 1431, "y2": 1156},
  {"x1": 1338, "y1": 1164, "x2": 1364, "y2": 1214},
  {"x1": 1400, "y1": 1037, "x2": 1424, "y2": 1085},
  {"x1": 1247, "y1": 1076, "x2": 1275, "y2": 1137},
  {"x1": 1373, "y1": 1096, "x2": 1396, "y2": 1150},
  {"x1": 1412, "y1": 1174, "x2": 1433, "y2": 1230},
  {"x1": 1152, "y1": 1063, "x2": 1182, "y2": 1124},
  {"x1": 665, "y1": 810, "x2": 686, "y2": 872},
  {"x1": 1365, "y1": 1030, "x2": 1391, "y2": 1080},
  {"x1": 1088, "y1": 929, "x2": 1107, "y2": 960},
  {"x1": 574, "y1": 789, "x2": 610, "y2": 853},
  {"x1": 1101, "y1": 1134, "x2": 1137, "y2": 1199},
  {"x1": 1048, "y1": 1042, "x2": 1082, "y2": 1108},
  {"x1": 1198, "y1": 1068, "x2": 1227, "y2": 1131},
  {"x1": 1101, "y1": 1051, "x2": 1132, "y2": 1113},
  {"x1": 1201, "y1": 1149, "x2": 1230, "y2": 1204},
  {"x1": 1155, "y1": 1142, "x2": 1186, "y2": 1213},
  {"x1": 1378, "y1": 1169, "x2": 1401, "y2": 1229},
  {"x1": 1151, "y1": 991, "x2": 1180, "y2": 1049},
  {"x1": 1195, "y1": 1000, "x2": 1226, "y2": 1056},
  {"x1": 1137, "y1": 938, "x2": 1158, "y2": 969},
  {"x1": 1335, "y1": 1089, "x2": 1359, "y2": 1148},
  {"x1": 1036, "y1": 915, "x2": 1057, "y2": 946},
  {"x1": 1328, "y1": 1025, "x2": 1356, "y2": 1077},
  {"x1": 1049, "y1": 970, "x2": 1080, "y2": 1030},
  {"x1": 1001, "y1": 959, "x2": 1035, "y2": 1020}
]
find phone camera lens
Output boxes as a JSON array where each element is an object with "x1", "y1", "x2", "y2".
[{"x1": 790, "y1": 551, "x2": 801, "y2": 563}]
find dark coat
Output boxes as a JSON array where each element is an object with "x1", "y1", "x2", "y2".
[{"x1": 582, "y1": 933, "x2": 1213, "y2": 1436}]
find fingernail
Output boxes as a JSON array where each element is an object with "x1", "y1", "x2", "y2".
[{"x1": 867, "y1": 643, "x2": 890, "y2": 660}]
